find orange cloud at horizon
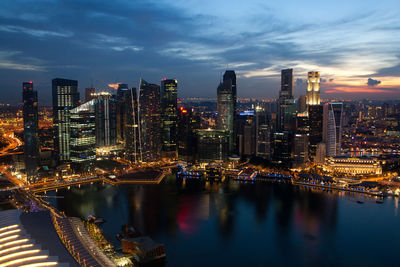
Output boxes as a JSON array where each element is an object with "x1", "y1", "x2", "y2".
[
  {"x1": 107, "y1": 83, "x2": 120, "y2": 90},
  {"x1": 324, "y1": 85, "x2": 399, "y2": 94}
]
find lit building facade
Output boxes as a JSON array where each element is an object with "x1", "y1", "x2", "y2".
[
  {"x1": 323, "y1": 157, "x2": 382, "y2": 176},
  {"x1": 293, "y1": 132, "x2": 309, "y2": 167},
  {"x1": 177, "y1": 106, "x2": 200, "y2": 163},
  {"x1": 272, "y1": 131, "x2": 291, "y2": 164},
  {"x1": 125, "y1": 87, "x2": 141, "y2": 162},
  {"x1": 223, "y1": 70, "x2": 237, "y2": 114},
  {"x1": 306, "y1": 71, "x2": 320, "y2": 106},
  {"x1": 70, "y1": 100, "x2": 96, "y2": 172},
  {"x1": 116, "y1": 83, "x2": 130, "y2": 142},
  {"x1": 236, "y1": 110, "x2": 256, "y2": 156},
  {"x1": 196, "y1": 129, "x2": 229, "y2": 163},
  {"x1": 308, "y1": 105, "x2": 323, "y2": 161},
  {"x1": 255, "y1": 106, "x2": 271, "y2": 160},
  {"x1": 280, "y1": 68, "x2": 294, "y2": 99},
  {"x1": 323, "y1": 102, "x2": 343, "y2": 157},
  {"x1": 161, "y1": 79, "x2": 178, "y2": 159},
  {"x1": 217, "y1": 77, "x2": 235, "y2": 152},
  {"x1": 52, "y1": 78, "x2": 80, "y2": 163},
  {"x1": 23, "y1": 81, "x2": 39, "y2": 183},
  {"x1": 139, "y1": 79, "x2": 162, "y2": 161},
  {"x1": 277, "y1": 98, "x2": 297, "y2": 132},
  {"x1": 94, "y1": 92, "x2": 117, "y2": 148}
]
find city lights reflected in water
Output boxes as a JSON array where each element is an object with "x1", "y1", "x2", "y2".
[{"x1": 48, "y1": 177, "x2": 400, "y2": 266}]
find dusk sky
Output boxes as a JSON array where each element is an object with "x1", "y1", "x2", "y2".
[{"x1": 0, "y1": 0, "x2": 399, "y2": 105}]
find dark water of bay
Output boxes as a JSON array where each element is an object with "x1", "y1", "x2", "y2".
[{"x1": 47, "y1": 176, "x2": 400, "y2": 266}]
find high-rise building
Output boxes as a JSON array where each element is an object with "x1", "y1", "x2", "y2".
[
  {"x1": 305, "y1": 71, "x2": 323, "y2": 161},
  {"x1": 23, "y1": 82, "x2": 39, "y2": 183},
  {"x1": 315, "y1": 142, "x2": 327, "y2": 164},
  {"x1": 222, "y1": 70, "x2": 237, "y2": 153},
  {"x1": 177, "y1": 106, "x2": 200, "y2": 163},
  {"x1": 93, "y1": 92, "x2": 117, "y2": 148},
  {"x1": 161, "y1": 79, "x2": 178, "y2": 159},
  {"x1": 272, "y1": 131, "x2": 291, "y2": 164},
  {"x1": 294, "y1": 111, "x2": 310, "y2": 167},
  {"x1": 255, "y1": 106, "x2": 271, "y2": 160},
  {"x1": 196, "y1": 129, "x2": 229, "y2": 163},
  {"x1": 223, "y1": 70, "x2": 237, "y2": 113},
  {"x1": 306, "y1": 71, "x2": 320, "y2": 106},
  {"x1": 323, "y1": 102, "x2": 343, "y2": 157},
  {"x1": 308, "y1": 105, "x2": 323, "y2": 160},
  {"x1": 298, "y1": 95, "x2": 307, "y2": 113},
  {"x1": 70, "y1": 100, "x2": 96, "y2": 172},
  {"x1": 52, "y1": 78, "x2": 80, "y2": 163},
  {"x1": 277, "y1": 98, "x2": 297, "y2": 132},
  {"x1": 125, "y1": 87, "x2": 141, "y2": 162},
  {"x1": 293, "y1": 132, "x2": 309, "y2": 167},
  {"x1": 116, "y1": 83, "x2": 130, "y2": 142},
  {"x1": 236, "y1": 110, "x2": 256, "y2": 156},
  {"x1": 85, "y1": 87, "x2": 95, "y2": 102},
  {"x1": 139, "y1": 79, "x2": 162, "y2": 161},
  {"x1": 280, "y1": 69, "x2": 294, "y2": 99},
  {"x1": 217, "y1": 78, "x2": 235, "y2": 152}
]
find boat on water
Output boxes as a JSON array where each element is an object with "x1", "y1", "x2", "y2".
[
  {"x1": 376, "y1": 200, "x2": 384, "y2": 204},
  {"x1": 87, "y1": 215, "x2": 106, "y2": 225},
  {"x1": 356, "y1": 200, "x2": 364, "y2": 204},
  {"x1": 116, "y1": 224, "x2": 141, "y2": 241}
]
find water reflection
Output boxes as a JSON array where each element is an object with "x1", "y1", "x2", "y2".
[{"x1": 47, "y1": 176, "x2": 400, "y2": 266}]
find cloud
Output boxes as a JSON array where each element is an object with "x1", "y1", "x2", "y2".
[
  {"x1": 0, "y1": 51, "x2": 46, "y2": 71},
  {"x1": 91, "y1": 34, "x2": 143, "y2": 52},
  {"x1": 367, "y1": 78, "x2": 381, "y2": 87},
  {"x1": 0, "y1": 0, "x2": 400, "y2": 103},
  {"x1": 0, "y1": 25, "x2": 72, "y2": 38},
  {"x1": 110, "y1": 46, "x2": 143, "y2": 52}
]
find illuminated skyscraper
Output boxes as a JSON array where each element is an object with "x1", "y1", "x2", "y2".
[
  {"x1": 139, "y1": 79, "x2": 162, "y2": 161},
  {"x1": 177, "y1": 106, "x2": 200, "y2": 163},
  {"x1": 306, "y1": 71, "x2": 320, "y2": 106},
  {"x1": 294, "y1": 112, "x2": 309, "y2": 167},
  {"x1": 22, "y1": 82, "x2": 39, "y2": 183},
  {"x1": 306, "y1": 71, "x2": 323, "y2": 161},
  {"x1": 125, "y1": 87, "x2": 141, "y2": 162},
  {"x1": 293, "y1": 132, "x2": 308, "y2": 167},
  {"x1": 280, "y1": 68, "x2": 294, "y2": 99},
  {"x1": 116, "y1": 83, "x2": 130, "y2": 142},
  {"x1": 255, "y1": 105, "x2": 271, "y2": 160},
  {"x1": 223, "y1": 70, "x2": 237, "y2": 113},
  {"x1": 217, "y1": 77, "x2": 235, "y2": 152},
  {"x1": 94, "y1": 92, "x2": 117, "y2": 148},
  {"x1": 52, "y1": 78, "x2": 79, "y2": 163},
  {"x1": 236, "y1": 110, "x2": 256, "y2": 156},
  {"x1": 323, "y1": 102, "x2": 343, "y2": 157},
  {"x1": 196, "y1": 129, "x2": 229, "y2": 163},
  {"x1": 161, "y1": 79, "x2": 178, "y2": 159},
  {"x1": 70, "y1": 100, "x2": 96, "y2": 172},
  {"x1": 308, "y1": 105, "x2": 323, "y2": 160}
]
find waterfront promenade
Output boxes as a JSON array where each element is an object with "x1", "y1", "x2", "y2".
[{"x1": 23, "y1": 169, "x2": 169, "y2": 193}]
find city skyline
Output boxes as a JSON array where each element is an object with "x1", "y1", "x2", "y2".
[{"x1": 0, "y1": 0, "x2": 399, "y2": 104}]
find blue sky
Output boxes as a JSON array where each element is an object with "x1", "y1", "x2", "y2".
[{"x1": 0, "y1": 0, "x2": 399, "y2": 104}]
